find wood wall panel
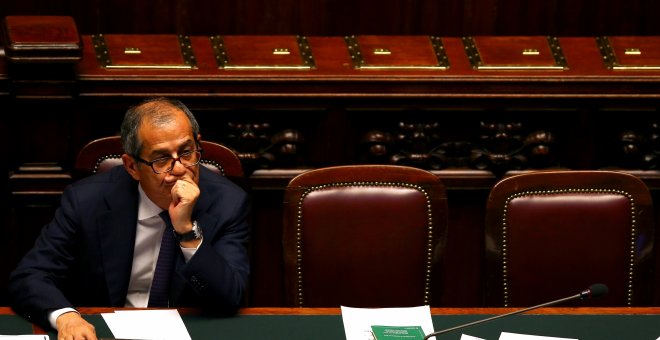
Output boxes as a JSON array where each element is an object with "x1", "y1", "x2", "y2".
[
  {"x1": 2, "y1": 16, "x2": 660, "y2": 309},
  {"x1": 2, "y1": 0, "x2": 660, "y2": 36}
]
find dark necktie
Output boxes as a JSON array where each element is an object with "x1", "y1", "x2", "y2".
[{"x1": 148, "y1": 211, "x2": 177, "y2": 307}]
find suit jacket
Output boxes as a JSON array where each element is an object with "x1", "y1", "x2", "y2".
[{"x1": 9, "y1": 165, "x2": 250, "y2": 328}]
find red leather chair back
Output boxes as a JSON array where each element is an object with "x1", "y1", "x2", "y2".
[
  {"x1": 74, "y1": 136, "x2": 243, "y2": 178},
  {"x1": 484, "y1": 170, "x2": 654, "y2": 307},
  {"x1": 283, "y1": 165, "x2": 447, "y2": 307}
]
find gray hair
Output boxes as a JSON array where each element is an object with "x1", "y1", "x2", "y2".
[{"x1": 120, "y1": 97, "x2": 201, "y2": 156}]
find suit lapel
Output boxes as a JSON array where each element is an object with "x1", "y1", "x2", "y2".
[
  {"x1": 98, "y1": 168, "x2": 139, "y2": 306},
  {"x1": 171, "y1": 167, "x2": 217, "y2": 302}
]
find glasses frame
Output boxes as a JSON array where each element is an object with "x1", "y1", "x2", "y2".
[{"x1": 133, "y1": 149, "x2": 204, "y2": 174}]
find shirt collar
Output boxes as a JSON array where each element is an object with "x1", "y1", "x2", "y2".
[{"x1": 137, "y1": 184, "x2": 164, "y2": 221}]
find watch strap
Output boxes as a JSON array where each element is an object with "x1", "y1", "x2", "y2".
[{"x1": 173, "y1": 220, "x2": 202, "y2": 242}]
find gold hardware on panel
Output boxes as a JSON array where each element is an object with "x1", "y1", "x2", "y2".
[
  {"x1": 596, "y1": 36, "x2": 660, "y2": 70},
  {"x1": 343, "y1": 35, "x2": 449, "y2": 70},
  {"x1": 91, "y1": 34, "x2": 197, "y2": 69},
  {"x1": 273, "y1": 48, "x2": 290, "y2": 55},
  {"x1": 462, "y1": 36, "x2": 567, "y2": 70},
  {"x1": 124, "y1": 47, "x2": 141, "y2": 55},
  {"x1": 210, "y1": 35, "x2": 316, "y2": 70}
]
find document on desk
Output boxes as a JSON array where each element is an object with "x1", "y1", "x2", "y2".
[
  {"x1": 0, "y1": 336, "x2": 48, "y2": 339},
  {"x1": 341, "y1": 305, "x2": 434, "y2": 340},
  {"x1": 101, "y1": 309, "x2": 191, "y2": 340},
  {"x1": 499, "y1": 332, "x2": 577, "y2": 340}
]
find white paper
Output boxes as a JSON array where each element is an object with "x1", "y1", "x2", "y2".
[
  {"x1": 499, "y1": 331, "x2": 578, "y2": 340},
  {"x1": 0, "y1": 337, "x2": 48, "y2": 339},
  {"x1": 341, "y1": 305, "x2": 434, "y2": 340},
  {"x1": 460, "y1": 334, "x2": 486, "y2": 340},
  {"x1": 101, "y1": 309, "x2": 191, "y2": 340}
]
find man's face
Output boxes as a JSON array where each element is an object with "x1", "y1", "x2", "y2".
[{"x1": 123, "y1": 108, "x2": 200, "y2": 210}]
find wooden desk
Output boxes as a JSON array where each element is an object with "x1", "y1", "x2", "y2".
[{"x1": 2, "y1": 307, "x2": 659, "y2": 339}]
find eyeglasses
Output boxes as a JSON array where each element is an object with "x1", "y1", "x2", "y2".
[{"x1": 133, "y1": 149, "x2": 204, "y2": 174}]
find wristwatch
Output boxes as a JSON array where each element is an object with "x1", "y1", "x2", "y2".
[{"x1": 173, "y1": 220, "x2": 203, "y2": 242}]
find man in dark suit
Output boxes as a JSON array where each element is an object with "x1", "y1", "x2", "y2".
[{"x1": 9, "y1": 97, "x2": 250, "y2": 340}]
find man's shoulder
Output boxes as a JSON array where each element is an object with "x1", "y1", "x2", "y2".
[
  {"x1": 70, "y1": 165, "x2": 133, "y2": 190},
  {"x1": 60, "y1": 166, "x2": 136, "y2": 213},
  {"x1": 198, "y1": 167, "x2": 247, "y2": 199},
  {"x1": 199, "y1": 166, "x2": 241, "y2": 187}
]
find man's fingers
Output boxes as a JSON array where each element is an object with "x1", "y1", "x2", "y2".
[
  {"x1": 57, "y1": 312, "x2": 97, "y2": 340},
  {"x1": 177, "y1": 174, "x2": 196, "y2": 185}
]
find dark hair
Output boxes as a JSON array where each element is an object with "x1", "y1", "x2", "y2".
[{"x1": 120, "y1": 97, "x2": 200, "y2": 156}]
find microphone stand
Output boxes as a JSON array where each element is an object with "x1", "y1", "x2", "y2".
[{"x1": 423, "y1": 292, "x2": 585, "y2": 340}]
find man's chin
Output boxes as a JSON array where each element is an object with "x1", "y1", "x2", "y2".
[
  {"x1": 162, "y1": 183, "x2": 177, "y2": 193},
  {"x1": 153, "y1": 192, "x2": 173, "y2": 208}
]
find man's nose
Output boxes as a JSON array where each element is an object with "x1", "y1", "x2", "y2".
[{"x1": 169, "y1": 158, "x2": 187, "y2": 174}]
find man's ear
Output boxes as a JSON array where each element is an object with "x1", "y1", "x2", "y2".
[{"x1": 122, "y1": 154, "x2": 141, "y2": 181}]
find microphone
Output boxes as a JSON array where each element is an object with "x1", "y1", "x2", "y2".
[{"x1": 423, "y1": 283, "x2": 608, "y2": 340}]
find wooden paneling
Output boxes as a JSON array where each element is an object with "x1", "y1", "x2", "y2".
[
  {"x1": 1, "y1": 1, "x2": 660, "y2": 36},
  {"x1": 1, "y1": 17, "x2": 660, "y2": 308}
]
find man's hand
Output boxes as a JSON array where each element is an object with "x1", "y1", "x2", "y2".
[
  {"x1": 167, "y1": 174, "x2": 202, "y2": 248},
  {"x1": 56, "y1": 311, "x2": 97, "y2": 340},
  {"x1": 168, "y1": 174, "x2": 200, "y2": 233}
]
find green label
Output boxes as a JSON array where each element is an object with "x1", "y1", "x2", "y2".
[{"x1": 371, "y1": 325, "x2": 426, "y2": 340}]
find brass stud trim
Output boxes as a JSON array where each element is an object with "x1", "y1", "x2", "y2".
[
  {"x1": 177, "y1": 35, "x2": 198, "y2": 69},
  {"x1": 199, "y1": 159, "x2": 226, "y2": 176},
  {"x1": 93, "y1": 154, "x2": 121, "y2": 173},
  {"x1": 91, "y1": 34, "x2": 111, "y2": 68}
]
